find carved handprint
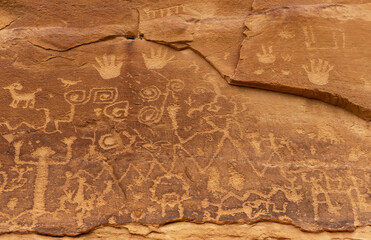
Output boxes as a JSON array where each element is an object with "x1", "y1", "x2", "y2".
[
  {"x1": 256, "y1": 45, "x2": 276, "y2": 64},
  {"x1": 142, "y1": 47, "x2": 175, "y2": 70},
  {"x1": 93, "y1": 54, "x2": 123, "y2": 79},
  {"x1": 302, "y1": 59, "x2": 334, "y2": 85}
]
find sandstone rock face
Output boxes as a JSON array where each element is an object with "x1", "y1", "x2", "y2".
[
  {"x1": 0, "y1": 0, "x2": 370, "y2": 238},
  {"x1": 233, "y1": 4, "x2": 371, "y2": 120}
]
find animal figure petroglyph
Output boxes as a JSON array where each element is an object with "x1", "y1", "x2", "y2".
[
  {"x1": 3, "y1": 83, "x2": 42, "y2": 109},
  {"x1": 58, "y1": 78, "x2": 82, "y2": 88}
]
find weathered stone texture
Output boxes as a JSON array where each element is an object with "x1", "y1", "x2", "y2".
[
  {"x1": 233, "y1": 4, "x2": 371, "y2": 120},
  {"x1": 0, "y1": 0, "x2": 370, "y2": 238}
]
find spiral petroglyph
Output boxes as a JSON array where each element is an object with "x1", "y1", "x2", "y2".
[{"x1": 0, "y1": 1, "x2": 370, "y2": 238}]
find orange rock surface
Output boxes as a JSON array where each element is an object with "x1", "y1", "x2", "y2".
[{"x1": 0, "y1": 0, "x2": 370, "y2": 238}]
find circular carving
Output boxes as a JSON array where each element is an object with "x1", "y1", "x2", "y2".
[
  {"x1": 64, "y1": 90, "x2": 87, "y2": 105},
  {"x1": 104, "y1": 101, "x2": 129, "y2": 122},
  {"x1": 93, "y1": 88, "x2": 118, "y2": 104},
  {"x1": 138, "y1": 106, "x2": 161, "y2": 125},
  {"x1": 139, "y1": 85, "x2": 161, "y2": 101},
  {"x1": 99, "y1": 134, "x2": 120, "y2": 150},
  {"x1": 167, "y1": 79, "x2": 184, "y2": 92}
]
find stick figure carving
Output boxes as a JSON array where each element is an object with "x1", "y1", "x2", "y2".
[
  {"x1": 13, "y1": 137, "x2": 76, "y2": 213},
  {"x1": 3, "y1": 83, "x2": 42, "y2": 109}
]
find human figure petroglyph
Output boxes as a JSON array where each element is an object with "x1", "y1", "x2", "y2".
[
  {"x1": 67, "y1": 177, "x2": 95, "y2": 226},
  {"x1": 295, "y1": 168, "x2": 364, "y2": 223},
  {"x1": 13, "y1": 137, "x2": 76, "y2": 214},
  {"x1": 166, "y1": 84, "x2": 251, "y2": 173},
  {"x1": 93, "y1": 54, "x2": 123, "y2": 79},
  {"x1": 0, "y1": 37, "x2": 369, "y2": 234},
  {"x1": 214, "y1": 188, "x2": 298, "y2": 221},
  {"x1": 142, "y1": 47, "x2": 175, "y2": 70},
  {"x1": 347, "y1": 172, "x2": 371, "y2": 225},
  {"x1": 302, "y1": 59, "x2": 334, "y2": 85},
  {"x1": 0, "y1": 163, "x2": 32, "y2": 193},
  {"x1": 59, "y1": 170, "x2": 114, "y2": 226},
  {"x1": 282, "y1": 156, "x2": 370, "y2": 224},
  {"x1": 150, "y1": 173, "x2": 190, "y2": 218},
  {"x1": 256, "y1": 45, "x2": 276, "y2": 64},
  {"x1": 3, "y1": 83, "x2": 42, "y2": 109},
  {"x1": 245, "y1": 132, "x2": 296, "y2": 177},
  {"x1": 58, "y1": 78, "x2": 82, "y2": 88}
]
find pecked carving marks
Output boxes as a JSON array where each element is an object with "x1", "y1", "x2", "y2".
[
  {"x1": 137, "y1": 2, "x2": 371, "y2": 120},
  {"x1": 2, "y1": 4, "x2": 369, "y2": 121},
  {"x1": 232, "y1": 4, "x2": 371, "y2": 121},
  {"x1": 0, "y1": 2, "x2": 370, "y2": 236},
  {"x1": 3, "y1": 83, "x2": 42, "y2": 109}
]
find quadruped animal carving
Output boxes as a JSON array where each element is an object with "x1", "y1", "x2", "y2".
[{"x1": 3, "y1": 83, "x2": 42, "y2": 109}]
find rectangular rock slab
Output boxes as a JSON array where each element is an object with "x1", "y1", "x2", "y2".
[{"x1": 232, "y1": 4, "x2": 371, "y2": 121}]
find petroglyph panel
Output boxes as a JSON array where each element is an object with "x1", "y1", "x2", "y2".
[
  {"x1": 233, "y1": 4, "x2": 371, "y2": 121},
  {"x1": 0, "y1": 0, "x2": 370, "y2": 238},
  {"x1": 0, "y1": 36, "x2": 370, "y2": 236}
]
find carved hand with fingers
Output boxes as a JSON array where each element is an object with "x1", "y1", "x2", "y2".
[
  {"x1": 302, "y1": 59, "x2": 334, "y2": 85},
  {"x1": 142, "y1": 47, "x2": 175, "y2": 70},
  {"x1": 256, "y1": 45, "x2": 276, "y2": 64},
  {"x1": 93, "y1": 54, "x2": 123, "y2": 80}
]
